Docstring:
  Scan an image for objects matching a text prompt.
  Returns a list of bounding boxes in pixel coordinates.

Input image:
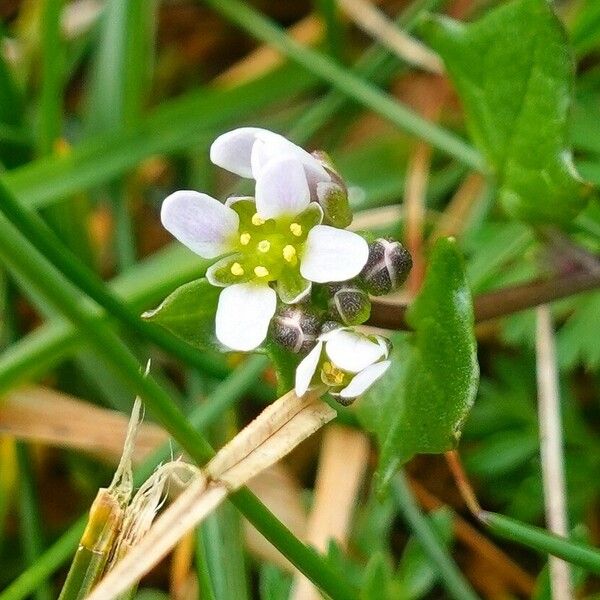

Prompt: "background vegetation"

[0,0,599,598]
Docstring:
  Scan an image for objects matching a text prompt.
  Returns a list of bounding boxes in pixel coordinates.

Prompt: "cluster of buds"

[160,128,412,403]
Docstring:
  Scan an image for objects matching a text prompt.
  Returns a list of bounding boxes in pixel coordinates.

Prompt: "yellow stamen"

[257,240,271,253]
[290,223,302,237]
[322,361,333,375]
[251,213,265,226]
[230,262,244,276]
[239,232,251,245]
[283,245,297,263]
[254,266,269,278]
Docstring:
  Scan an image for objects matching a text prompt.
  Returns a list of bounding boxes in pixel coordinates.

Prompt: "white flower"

[295,328,391,403]
[210,127,331,193]
[161,157,368,352]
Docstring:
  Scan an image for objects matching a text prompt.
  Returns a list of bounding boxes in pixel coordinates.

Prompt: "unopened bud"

[311,150,352,228]
[328,284,371,326]
[360,238,412,296]
[271,307,322,354]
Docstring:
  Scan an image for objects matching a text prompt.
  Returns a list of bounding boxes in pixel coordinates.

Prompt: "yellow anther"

[257,240,271,253]
[322,362,333,375]
[290,223,302,237]
[254,266,269,278]
[230,262,244,276]
[251,213,265,226]
[239,232,251,245]
[283,245,297,262]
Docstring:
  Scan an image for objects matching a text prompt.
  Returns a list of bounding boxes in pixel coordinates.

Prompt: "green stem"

[0,209,353,599]
[392,473,481,600]
[15,444,52,600]
[481,511,600,574]
[195,527,218,600]
[200,0,485,172]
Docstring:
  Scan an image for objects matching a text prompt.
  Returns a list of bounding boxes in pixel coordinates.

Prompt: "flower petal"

[161,190,238,259]
[215,283,276,351]
[250,129,330,186]
[295,341,323,397]
[255,156,311,219]
[324,329,386,373]
[339,360,391,400]
[210,128,264,178]
[277,268,311,304]
[300,226,369,283]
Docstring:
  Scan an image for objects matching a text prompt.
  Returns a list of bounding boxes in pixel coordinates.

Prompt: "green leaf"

[142,278,221,351]
[421,0,594,224]
[264,341,301,396]
[358,238,478,488]
[360,553,393,600]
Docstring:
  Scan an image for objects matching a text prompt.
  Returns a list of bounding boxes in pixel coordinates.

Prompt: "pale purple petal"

[215,283,276,351]
[295,341,323,397]
[255,156,311,219]
[339,361,391,400]
[324,329,387,373]
[161,190,238,259]
[300,226,369,283]
[210,128,264,178]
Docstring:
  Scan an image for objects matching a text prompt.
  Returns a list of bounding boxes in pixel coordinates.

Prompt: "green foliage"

[359,238,478,488]
[421,0,594,224]
[142,278,221,351]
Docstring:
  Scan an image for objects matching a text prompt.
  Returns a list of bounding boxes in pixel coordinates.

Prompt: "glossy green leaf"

[358,238,478,487]
[142,278,221,351]
[421,0,594,224]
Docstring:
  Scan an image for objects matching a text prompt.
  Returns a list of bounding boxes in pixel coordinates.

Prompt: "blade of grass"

[85,0,157,270]
[200,0,485,171]
[0,215,355,599]
[392,472,481,600]
[15,444,52,600]
[481,512,600,574]
[195,527,217,600]
[198,504,250,600]
[5,65,318,211]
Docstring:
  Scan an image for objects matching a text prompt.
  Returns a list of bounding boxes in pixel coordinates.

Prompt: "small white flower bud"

[360,238,412,296]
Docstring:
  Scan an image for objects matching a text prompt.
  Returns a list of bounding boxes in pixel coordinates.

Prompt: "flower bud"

[327,283,371,326]
[271,307,322,354]
[359,238,412,296]
[311,150,353,228]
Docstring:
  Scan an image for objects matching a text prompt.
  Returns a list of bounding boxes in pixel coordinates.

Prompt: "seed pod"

[360,238,412,296]
[271,306,322,354]
[328,283,371,326]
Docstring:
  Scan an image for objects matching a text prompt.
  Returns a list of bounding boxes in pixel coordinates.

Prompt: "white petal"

[300,226,369,283]
[295,341,323,397]
[325,329,386,373]
[215,283,276,351]
[161,191,238,259]
[210,128,264,178]
[255,157,311,219]
[250,130,330,186]
[339,361,391,400]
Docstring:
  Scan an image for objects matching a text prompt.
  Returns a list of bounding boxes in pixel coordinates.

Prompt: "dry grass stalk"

[214,15,323,88]
[86,390,335,600]
[430,173,485,242]
[291,426,370,600]
[535,305,573,600]
[337,0,444,73]
[0,386,167,464]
